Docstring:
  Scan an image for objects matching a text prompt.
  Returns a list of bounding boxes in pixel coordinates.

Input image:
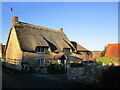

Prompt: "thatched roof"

[13,22,76,52]
[77,43,88,51]
[92,51,102,58]
[71,41,88,51]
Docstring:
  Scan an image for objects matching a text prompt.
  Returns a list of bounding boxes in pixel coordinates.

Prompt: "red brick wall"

[105,44,120,57]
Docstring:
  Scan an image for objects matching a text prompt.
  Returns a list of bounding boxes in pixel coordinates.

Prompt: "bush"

[47,63,65,74]
[101,66,120,88]
[69,63,83,67]
[100,46,107,57]
[69,61,100,67]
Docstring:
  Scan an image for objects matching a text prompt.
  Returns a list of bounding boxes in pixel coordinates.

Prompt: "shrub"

[47,63,65,74]
[100,46,107,57]
[69,63,83,67]
[101,66,120,88]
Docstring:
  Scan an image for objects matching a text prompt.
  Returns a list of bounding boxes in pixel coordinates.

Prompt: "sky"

[1,2,118,51]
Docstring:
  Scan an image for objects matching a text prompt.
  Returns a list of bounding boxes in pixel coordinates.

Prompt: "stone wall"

[22,52,52,64]
[39,66,48,74]
[67,61,110,84]
[3,62,22,70]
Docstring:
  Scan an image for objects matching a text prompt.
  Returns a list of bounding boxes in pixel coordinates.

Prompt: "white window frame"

[37,47,46,53]
[35,58,45,65]
[63,48,70,53]
[39,59,45,65]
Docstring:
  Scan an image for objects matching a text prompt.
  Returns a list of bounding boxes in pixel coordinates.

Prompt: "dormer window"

[63,48,70,53]
[35,46,48,53]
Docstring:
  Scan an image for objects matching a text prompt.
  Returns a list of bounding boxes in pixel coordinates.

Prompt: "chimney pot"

[59,28,63,32]
[12,16,19,23]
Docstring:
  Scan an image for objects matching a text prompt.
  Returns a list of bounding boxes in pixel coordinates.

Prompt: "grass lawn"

[96,57,119,64]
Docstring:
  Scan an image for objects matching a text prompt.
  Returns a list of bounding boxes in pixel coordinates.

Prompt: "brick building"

[105,44,120,57]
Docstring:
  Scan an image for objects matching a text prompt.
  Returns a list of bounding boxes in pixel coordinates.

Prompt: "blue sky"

[2,2,118,51]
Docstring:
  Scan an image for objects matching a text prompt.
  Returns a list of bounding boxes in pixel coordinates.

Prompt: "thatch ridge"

[19,22,61,32]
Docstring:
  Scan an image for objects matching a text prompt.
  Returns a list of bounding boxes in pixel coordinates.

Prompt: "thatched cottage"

[4,16,92,70]
[91,51,102,58]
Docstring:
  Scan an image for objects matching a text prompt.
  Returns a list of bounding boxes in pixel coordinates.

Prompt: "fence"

[0,58,21,65]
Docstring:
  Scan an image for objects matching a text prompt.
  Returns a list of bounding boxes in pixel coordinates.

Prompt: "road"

[2,66,79,89]
[2,63,120,89]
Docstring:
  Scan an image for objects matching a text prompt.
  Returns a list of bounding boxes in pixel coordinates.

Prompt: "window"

[43,37,57,52]
[34,58,46,66]
[63,48,70,53]
[63,39,75,52]
[38,59,45,65]
[35,46,47,53]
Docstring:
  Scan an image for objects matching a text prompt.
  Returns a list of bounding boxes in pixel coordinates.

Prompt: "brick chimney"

[59,28,63,32]
[12,16,19,23]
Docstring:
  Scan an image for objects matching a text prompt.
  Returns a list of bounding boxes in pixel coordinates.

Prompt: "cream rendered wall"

[6,28,22,65]
[22,51,52,65]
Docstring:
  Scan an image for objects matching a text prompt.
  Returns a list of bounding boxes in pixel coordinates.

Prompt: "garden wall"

[67,62,110,85]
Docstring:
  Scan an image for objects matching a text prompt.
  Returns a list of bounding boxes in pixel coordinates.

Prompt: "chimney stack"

[12,16,19,23]
[59,28,63,32]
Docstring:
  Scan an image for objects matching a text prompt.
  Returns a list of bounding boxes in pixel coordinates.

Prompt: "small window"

[43,37,57,52]
[35,46,47,53]
[63,39,75,52]
[38,59,45,65]
[63,48,70,53]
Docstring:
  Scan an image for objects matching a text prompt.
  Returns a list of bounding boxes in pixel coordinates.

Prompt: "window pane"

[38,47,40,52]
[40,47,44,52]
[41,59,44,64]
[63,48,70,52]
[35,47,47,53]
[66,49,70,52]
